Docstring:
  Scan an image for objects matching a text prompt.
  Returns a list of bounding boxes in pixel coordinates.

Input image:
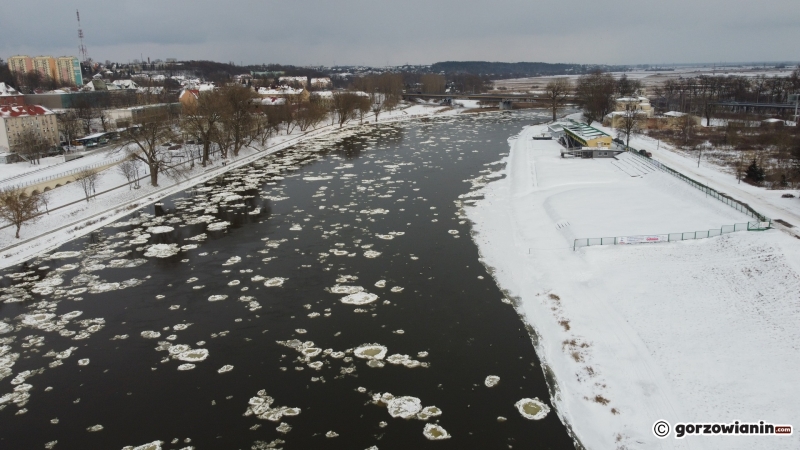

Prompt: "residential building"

[32,56,57,81]
[614,97,654,117]
[278,76,308,87]
[7,56,34,75]
[310,77,332,88]
[104,103,181,128]
[0,83,25,106]
[0,105,59,154]
[55,56,83,86]
[8,55,83,86]
[257,86,309,102]
[179,89,200,108]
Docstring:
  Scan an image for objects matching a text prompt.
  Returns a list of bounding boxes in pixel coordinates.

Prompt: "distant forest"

[430,61,628,79]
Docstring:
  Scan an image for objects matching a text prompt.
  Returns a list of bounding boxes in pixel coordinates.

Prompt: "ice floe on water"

[328,285,364,295]
[208,295,228,302]
[485,375,500,387]
[144,244,180,258]
[386,396,421,419]
[340,292,378,305]
[206,221,230,231]
[222,256,241,266]
[177,364,195,371]
[86,424,103,432]
[218,365,233,374]
[21,313,55,327]
[390,286,404,293]
[121,441,163,450]
[146,226,174,234]
[108,258,147,268]
[49,251,81,260]
[141,331,161,339]
[514,397,550,420]
[245,390,301,423]
[0,322,13,334]
[360,208,389,215]
[374,280,386,288]
[264,277,286,287]
[423,423,451,440]
[176,348,209,362]
[363,250,381,259]
[354,344,387,360]
[78,359,89,366]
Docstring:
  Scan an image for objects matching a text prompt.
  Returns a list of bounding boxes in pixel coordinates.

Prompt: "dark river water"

[0,111,577,450]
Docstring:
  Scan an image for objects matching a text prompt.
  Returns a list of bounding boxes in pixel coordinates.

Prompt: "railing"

[0,157,125,190]
[625,148,771,222]
[573,221,772,250]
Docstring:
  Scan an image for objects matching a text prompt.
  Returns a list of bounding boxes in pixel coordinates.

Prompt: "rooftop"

[0,83,20,97]
[0,105,54,118]
[561,120,610,140]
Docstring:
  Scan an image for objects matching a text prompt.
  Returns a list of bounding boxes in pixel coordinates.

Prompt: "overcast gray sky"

[2,0,798,67]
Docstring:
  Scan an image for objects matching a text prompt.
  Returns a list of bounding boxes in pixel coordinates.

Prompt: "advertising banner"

[618,234,668,245]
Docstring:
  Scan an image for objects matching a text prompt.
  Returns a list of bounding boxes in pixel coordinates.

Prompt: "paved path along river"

[0,111,577,449]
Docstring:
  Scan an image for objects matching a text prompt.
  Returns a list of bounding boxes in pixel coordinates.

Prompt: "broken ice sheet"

[340,292,378,305]
[514,397,550,420]
[423,423,451,440]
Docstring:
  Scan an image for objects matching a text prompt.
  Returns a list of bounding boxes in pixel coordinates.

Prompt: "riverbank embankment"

[468,123,800,449]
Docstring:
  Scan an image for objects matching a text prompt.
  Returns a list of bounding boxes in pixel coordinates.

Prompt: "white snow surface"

[468,123,800,449]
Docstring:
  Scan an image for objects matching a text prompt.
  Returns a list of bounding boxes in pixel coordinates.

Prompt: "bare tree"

[420,74,446,94]
[253,112,276,146]
[117,156,140,189]
[616,106,644,150]
[296,101,327,132]
[371,94,384,123]
[182,90,224,166]
[55,110,81,149]
[357,95,371,124]
[72,96,98,135]
[219,85,259,157]
[575,70,616,125]
[0,187,45,238]
[544,78,571,121]
[16,128,48,165]
[677,113,695,146]
[74,168,100,202]
[331,92,361,128]
[615,74,642,97]
[116,111,181,186]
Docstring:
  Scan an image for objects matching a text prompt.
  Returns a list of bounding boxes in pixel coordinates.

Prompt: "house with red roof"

[0,105,58,159]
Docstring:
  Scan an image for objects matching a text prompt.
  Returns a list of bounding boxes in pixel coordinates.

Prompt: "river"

[0,111,577,449]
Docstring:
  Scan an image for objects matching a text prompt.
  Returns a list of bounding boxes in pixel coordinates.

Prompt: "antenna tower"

[76,10,90,63]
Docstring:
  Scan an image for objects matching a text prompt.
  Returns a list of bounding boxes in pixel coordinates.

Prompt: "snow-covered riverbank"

[0,104,460,269]
[468,123,800,449]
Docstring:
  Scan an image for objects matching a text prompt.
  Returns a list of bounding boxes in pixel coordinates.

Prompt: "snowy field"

[590,122,800,231]
[468,123,800,449]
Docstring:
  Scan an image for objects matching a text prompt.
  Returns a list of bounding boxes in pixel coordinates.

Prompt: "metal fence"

[625,148,771,222]
[573,221,771,250]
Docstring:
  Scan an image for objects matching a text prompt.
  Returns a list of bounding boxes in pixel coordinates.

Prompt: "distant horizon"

[1,1,798,68]
[6,56,797,71]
